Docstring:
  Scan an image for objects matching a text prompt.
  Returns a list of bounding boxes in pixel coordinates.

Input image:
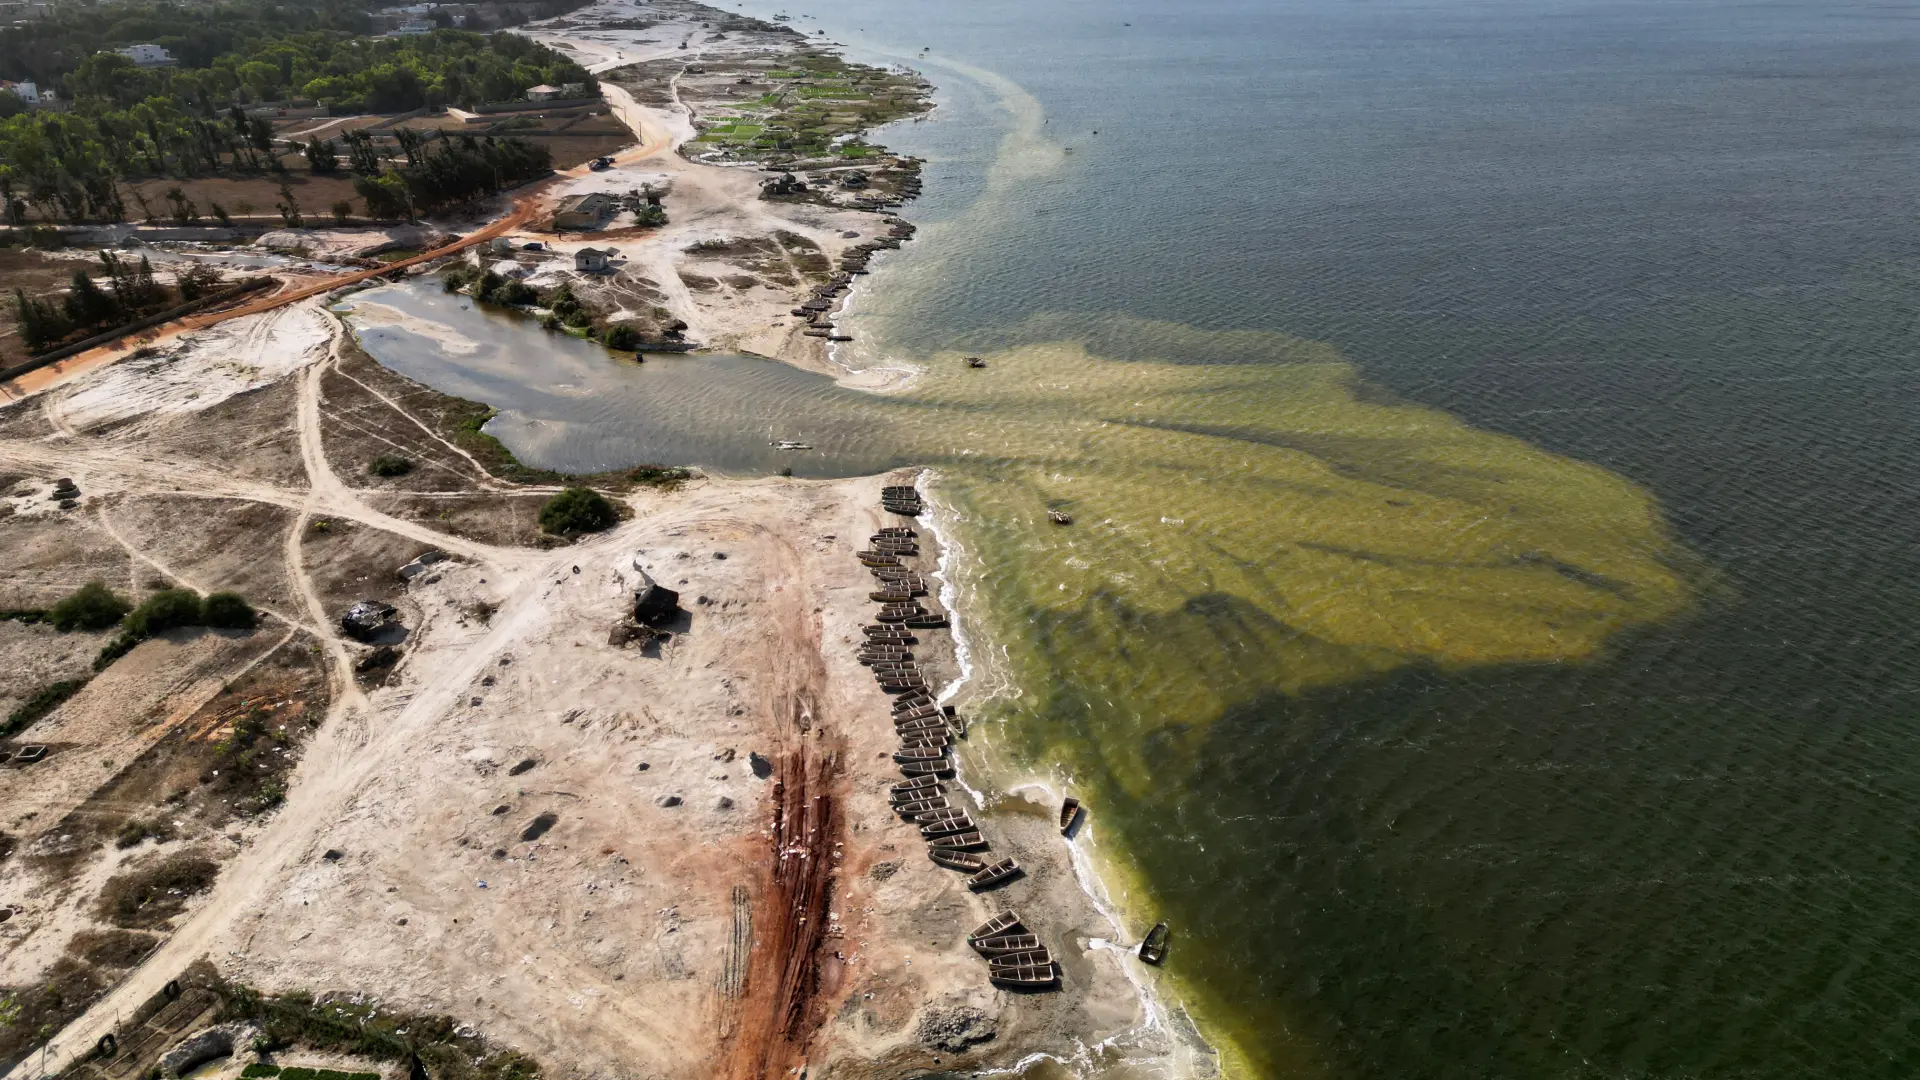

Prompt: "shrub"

[48,580,130,631]
[538,487,617,535]
[114,818,176,849]
[3,678,86,737]
[98,853,219,927]
[368,454,414,477]
[241,1064,282,1078]
[626,465,691,489]
[602,323,641,351]
[491,281,537,306]
[123,589,204,638]
[201,592,256,629]
[70,929,158,968]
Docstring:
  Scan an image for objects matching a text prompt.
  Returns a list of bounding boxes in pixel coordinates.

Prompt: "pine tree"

[63,269,115,329]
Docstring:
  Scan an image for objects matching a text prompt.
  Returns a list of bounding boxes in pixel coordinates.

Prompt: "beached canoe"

[988,964,1059,989]
[920,815,976,839]
[930,848,987,873]
[967,858,1023,891]
[970,932,1042,957]
[969,912,1024,942]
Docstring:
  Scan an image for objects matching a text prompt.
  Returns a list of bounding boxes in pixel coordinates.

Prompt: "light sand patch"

[55,305,330,433]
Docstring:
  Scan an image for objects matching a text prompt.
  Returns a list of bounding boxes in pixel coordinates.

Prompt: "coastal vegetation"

[0,0,584,225]
[538,486,616,535]
[612,49,930,166]
[12,251,224,353]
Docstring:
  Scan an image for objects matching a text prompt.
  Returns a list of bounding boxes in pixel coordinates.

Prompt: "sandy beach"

[0,2,1185,1078]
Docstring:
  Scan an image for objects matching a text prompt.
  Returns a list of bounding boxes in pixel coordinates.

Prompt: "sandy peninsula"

[0,2,1197,1080]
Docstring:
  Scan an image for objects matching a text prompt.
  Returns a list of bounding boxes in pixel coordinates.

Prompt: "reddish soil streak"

[724,687,844,1080]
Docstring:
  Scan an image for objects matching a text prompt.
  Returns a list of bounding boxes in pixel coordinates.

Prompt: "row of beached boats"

[967,912,1059,989]
[882,484,924,517]
[863,508,1050,988]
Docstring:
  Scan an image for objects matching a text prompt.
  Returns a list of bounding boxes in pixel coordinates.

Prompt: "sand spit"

[0,1,1183,1076]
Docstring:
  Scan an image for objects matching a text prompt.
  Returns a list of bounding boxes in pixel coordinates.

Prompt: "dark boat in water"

[1060,796,1081,834]
[967,858,1023,891]
[898,759,954,777]
[1138,922,1169,965]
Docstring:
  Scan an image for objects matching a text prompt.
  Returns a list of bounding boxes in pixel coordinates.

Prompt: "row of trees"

[56,29,593,114]
[352,133,550,219]
[13,250,222,352]
[0,0,594,89]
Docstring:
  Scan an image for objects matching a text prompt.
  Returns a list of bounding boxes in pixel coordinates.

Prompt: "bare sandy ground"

[0,2,1186,1076]
[0,298,1159,1080]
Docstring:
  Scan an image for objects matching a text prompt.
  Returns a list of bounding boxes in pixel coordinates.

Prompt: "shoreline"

[0,4,1201,1079]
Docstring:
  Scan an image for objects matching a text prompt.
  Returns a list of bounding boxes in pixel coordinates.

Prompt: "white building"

[115,43,176,67]
[525,84,563,102]
[0,79,39,104]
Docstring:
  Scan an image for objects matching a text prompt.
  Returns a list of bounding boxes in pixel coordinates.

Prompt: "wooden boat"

[899,734,951,750]
[989,964,1058,990]
[965,356,988,369]
[921,815,976,839]
[1060,797,1081,834]
[1138,922,1169,965]
[969,912,1025,943]
[988,949,1053,970]
[893,796,951,816]
[895,719,947,736]
[898,760,954,778]
[1049,510,1073,525]
[894,746,948,763]
[891,774,943,795]
[967,858,1023,891]
[892,702,936,719]
[893,696,935,714]
[932,829,987,850]
[930,848,987,873]
[970,932,1042,957]
[883,683,931,697]
[902,616,950,630]
[909,807,970,825]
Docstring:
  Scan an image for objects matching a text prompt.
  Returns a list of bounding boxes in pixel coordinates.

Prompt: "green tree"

[274,182,302,227]
[200,592,256,629]
[538,487,618,536]
[303,135,338,174]
[62,269,115,328]
[48,580,132,631]
[123,589,203,638]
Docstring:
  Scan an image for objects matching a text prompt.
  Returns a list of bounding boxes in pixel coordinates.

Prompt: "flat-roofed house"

[553,192,616,231]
